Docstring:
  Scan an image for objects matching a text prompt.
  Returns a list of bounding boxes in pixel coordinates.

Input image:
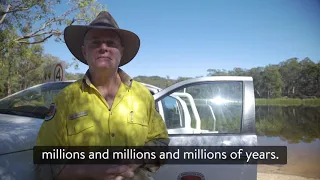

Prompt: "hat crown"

[89,11,119,29]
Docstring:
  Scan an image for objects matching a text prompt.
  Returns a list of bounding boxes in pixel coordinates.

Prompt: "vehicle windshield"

[0,82,73,119]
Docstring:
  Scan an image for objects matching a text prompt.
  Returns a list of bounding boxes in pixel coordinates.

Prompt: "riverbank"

[255,98,320,106]
[258,164,320,180]
[257,137,320,180]
[258,172,320,180]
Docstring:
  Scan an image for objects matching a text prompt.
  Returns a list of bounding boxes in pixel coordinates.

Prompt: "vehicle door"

[151,76,257,180]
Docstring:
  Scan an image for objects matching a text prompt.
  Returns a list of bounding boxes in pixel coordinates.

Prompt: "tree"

[296,58,320,97]
[205,58,319,98]
[176,77,192,83]
[0,0,107,98]
[65,72,85,80]
[207,69,229,76]
[0,0,107,44]
[279,58,300,97]
[249,67,264,98]
[134,76,175,89]
[0,28,69,98]
[261,65,283,98]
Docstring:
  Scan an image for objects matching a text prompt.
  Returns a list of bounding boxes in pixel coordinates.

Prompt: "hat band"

[83,22,117,39]
[90,22,116,28]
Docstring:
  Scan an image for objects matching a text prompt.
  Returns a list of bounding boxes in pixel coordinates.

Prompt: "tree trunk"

[5,54,13,96]
[292,86,295,95]
[6,78,11,96]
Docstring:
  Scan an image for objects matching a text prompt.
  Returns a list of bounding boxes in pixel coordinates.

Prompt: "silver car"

[0,76,257,180]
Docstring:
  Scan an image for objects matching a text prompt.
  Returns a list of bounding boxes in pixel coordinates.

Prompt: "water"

[256,106,320,179]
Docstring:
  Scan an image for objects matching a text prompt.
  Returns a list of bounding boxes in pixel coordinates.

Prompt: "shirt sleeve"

[35,90,69,180]
[143,94,170,172]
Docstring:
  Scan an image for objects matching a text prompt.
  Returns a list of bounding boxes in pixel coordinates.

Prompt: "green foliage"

[65,73,85,80]
[206,57,319,99]
[0,27,70,98]
[0,0,107,98]
[134,57,319,100]
[1,0,107,44]
[256,98,320,106]
[133,76,176,89]
[260,65,283,98]
[133,76,192,89]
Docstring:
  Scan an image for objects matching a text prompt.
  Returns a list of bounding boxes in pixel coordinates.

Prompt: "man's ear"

[120,45,124,56]
[81,45,86,57]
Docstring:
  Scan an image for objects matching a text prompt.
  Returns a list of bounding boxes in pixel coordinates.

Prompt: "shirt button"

[111,133,115,137]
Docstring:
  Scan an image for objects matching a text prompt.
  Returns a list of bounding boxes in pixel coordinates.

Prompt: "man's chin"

[94,64,117,71]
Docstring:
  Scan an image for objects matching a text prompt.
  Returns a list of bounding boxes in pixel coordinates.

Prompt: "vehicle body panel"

[0,114,42,179]
[0,114,42,155]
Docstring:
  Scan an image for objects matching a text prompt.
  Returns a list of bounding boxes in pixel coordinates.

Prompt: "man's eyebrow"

[89,36,100,40]
[88,36,117,40]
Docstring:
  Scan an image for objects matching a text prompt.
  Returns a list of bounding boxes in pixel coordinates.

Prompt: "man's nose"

[99,42,109,52]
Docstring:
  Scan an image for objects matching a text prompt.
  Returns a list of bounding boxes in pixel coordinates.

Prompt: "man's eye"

[89,40,117,47]
[92,40,101,45]
[106,40,115,46]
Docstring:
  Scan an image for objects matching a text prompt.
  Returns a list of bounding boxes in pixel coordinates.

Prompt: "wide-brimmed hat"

[64,11,140,67]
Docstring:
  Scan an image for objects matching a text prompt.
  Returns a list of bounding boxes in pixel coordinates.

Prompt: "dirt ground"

[257,138,320,180]
[258,164,320,180]
[258,172,320,180]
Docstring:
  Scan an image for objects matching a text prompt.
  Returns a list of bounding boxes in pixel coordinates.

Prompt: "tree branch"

[24,17,57,38]
[1,7,29,14]
[0,5,10,24]
[18,34,54,44]
[8,1,24,10]
[0,1,29,15]
[14,7,77,42]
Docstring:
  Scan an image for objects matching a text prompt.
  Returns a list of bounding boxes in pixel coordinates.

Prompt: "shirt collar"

[82,68,133,89]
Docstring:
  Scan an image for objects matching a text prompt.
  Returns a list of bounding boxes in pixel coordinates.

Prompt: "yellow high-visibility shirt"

[36,68,169,147]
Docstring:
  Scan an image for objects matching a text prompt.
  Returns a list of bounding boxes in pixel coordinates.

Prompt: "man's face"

[82,29,124,70]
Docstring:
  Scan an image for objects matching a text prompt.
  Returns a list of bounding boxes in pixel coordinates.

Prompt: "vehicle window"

[157,81,243,134]
[0,82,72,118]
[161,96,185,129]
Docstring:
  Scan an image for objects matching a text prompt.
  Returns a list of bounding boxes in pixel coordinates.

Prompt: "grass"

[255,98,320,106]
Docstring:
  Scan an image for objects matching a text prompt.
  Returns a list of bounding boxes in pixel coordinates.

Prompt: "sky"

[43,0,320,79]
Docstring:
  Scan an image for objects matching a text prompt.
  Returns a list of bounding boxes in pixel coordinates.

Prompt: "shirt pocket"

[126,110,149,146]
[66,111,94,136]
[127,110,148,127]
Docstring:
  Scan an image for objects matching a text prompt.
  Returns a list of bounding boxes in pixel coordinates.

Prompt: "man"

[35,11,169,180]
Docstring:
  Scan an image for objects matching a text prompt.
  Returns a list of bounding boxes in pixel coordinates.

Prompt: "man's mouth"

[97,56,112,60]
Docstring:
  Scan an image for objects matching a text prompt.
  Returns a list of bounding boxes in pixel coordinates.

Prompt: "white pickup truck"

[0,75,257,179]
[144,76,257,179]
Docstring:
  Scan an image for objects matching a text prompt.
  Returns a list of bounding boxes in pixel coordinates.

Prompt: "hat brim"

[64,25,140,67]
